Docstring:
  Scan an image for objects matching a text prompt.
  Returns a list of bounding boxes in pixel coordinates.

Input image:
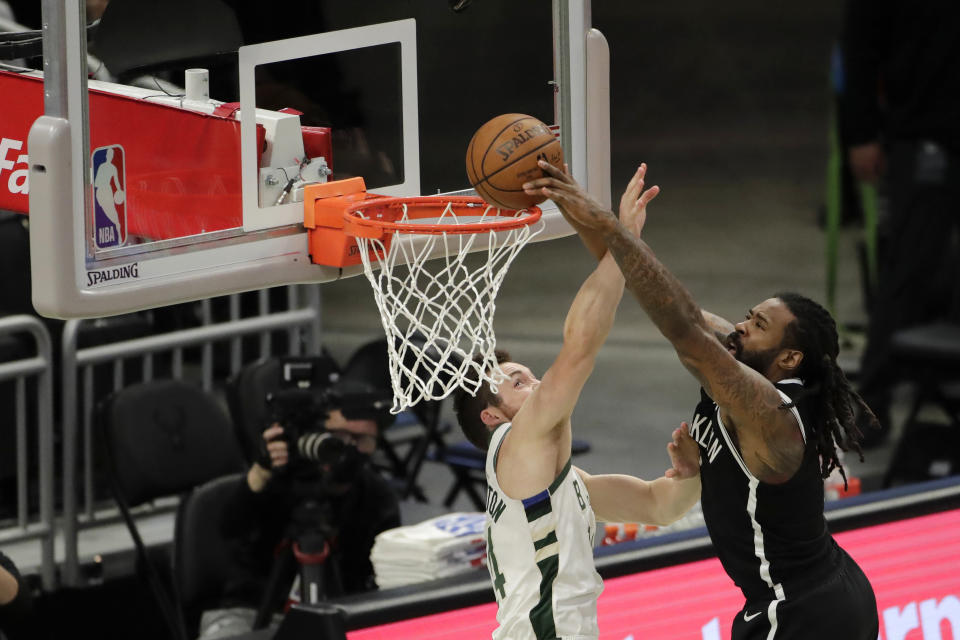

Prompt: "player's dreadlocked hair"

[452,349,512,450]
[774,292,880,487]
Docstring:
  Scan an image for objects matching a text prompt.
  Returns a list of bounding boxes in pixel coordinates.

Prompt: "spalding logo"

[495,124,551,162]
[86,263,140,287]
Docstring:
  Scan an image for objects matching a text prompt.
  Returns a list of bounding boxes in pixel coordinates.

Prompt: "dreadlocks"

[774,292,880,487]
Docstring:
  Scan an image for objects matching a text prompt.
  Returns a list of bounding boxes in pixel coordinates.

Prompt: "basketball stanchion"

[304,178,544,412]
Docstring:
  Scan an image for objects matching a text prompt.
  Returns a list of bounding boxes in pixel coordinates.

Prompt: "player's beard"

[727,332,780,375]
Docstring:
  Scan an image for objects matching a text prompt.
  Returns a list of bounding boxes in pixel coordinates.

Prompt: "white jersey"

[484,423,604,640]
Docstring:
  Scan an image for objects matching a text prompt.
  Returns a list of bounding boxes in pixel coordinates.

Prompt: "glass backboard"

[25,0,609,318]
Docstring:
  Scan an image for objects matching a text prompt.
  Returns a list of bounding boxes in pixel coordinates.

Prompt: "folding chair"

[342,336,451,501]
[883,322,960,487]
[99,379,246,640]
[174,472,249,638]
[225,357,282,464]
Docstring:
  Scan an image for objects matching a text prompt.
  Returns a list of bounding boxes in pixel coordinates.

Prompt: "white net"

[354,201,544,413]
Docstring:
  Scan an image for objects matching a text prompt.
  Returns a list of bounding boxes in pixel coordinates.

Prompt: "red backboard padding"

[0,71,330,241]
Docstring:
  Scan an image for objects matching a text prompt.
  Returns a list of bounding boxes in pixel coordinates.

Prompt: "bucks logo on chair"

[91,144,127,249]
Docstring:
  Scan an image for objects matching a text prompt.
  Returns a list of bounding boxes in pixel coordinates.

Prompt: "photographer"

[197,378,401,639]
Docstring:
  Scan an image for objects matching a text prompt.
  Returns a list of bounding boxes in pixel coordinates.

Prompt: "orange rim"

[342,195,542,237]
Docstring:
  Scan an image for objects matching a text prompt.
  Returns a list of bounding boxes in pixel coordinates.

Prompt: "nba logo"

[91,144,127,249]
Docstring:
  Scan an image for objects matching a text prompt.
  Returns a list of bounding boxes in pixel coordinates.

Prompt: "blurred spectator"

[840,0,960,445]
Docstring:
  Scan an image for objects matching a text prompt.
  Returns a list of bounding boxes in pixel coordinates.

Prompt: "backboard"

[24,0,610,318]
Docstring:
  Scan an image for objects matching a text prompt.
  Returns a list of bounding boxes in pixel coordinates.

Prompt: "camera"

[265,356,392,466]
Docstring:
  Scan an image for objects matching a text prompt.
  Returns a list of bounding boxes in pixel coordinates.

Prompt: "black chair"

[376,399,451,502]
[99,379,246,640]
[883,322,960,487]
[174,472,249,637]
[225,358,283,465]
[430,438,593,510]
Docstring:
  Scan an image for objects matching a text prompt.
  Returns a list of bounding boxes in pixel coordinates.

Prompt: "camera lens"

[297,432,345,464]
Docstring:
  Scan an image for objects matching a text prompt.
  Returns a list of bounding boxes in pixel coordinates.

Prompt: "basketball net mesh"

[354,202,544,413]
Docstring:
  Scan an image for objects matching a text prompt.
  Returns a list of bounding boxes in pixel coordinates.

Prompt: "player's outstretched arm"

[527,160,732,394]
[527,164,657,263]
[524,161,799,478]
[575,423,700,526]
[496,255,624,499]
[594,222,800,477]
[511,251,625,439]
[701,310,735,344]
[551,162,609,262]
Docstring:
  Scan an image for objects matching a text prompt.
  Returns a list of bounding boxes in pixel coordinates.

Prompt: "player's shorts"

[731,549,878,640]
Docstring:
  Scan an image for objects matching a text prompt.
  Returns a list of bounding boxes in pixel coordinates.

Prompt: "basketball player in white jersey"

[453,165,702,640]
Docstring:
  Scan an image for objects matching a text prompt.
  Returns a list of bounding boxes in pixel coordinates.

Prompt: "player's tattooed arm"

[522,162,801,479]
[598,207,801,479]
[701,310,735,345]
[523,162,657,262]
[601,226,709,346]
[527,160,728,383]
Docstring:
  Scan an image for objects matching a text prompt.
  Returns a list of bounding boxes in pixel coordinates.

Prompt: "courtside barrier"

[59,287,320,586]
[0,315,55,589]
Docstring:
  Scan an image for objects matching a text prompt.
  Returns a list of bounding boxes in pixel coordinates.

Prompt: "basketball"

[114,189,125,205]
[466,113,563,210]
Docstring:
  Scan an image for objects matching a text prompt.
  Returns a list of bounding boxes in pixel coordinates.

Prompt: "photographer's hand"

[247,423,289,493]
[264,423,289,468]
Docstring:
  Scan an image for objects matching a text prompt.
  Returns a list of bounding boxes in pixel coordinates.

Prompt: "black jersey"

[692,378,840,602]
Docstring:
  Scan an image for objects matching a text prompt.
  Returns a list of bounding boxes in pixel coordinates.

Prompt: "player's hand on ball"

[618,163,659,237]
[665,422,700,480]
[522,161,614,230]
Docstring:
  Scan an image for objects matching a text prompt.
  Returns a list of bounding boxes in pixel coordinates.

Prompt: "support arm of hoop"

[303,177,386,267]
[303,176,368,230]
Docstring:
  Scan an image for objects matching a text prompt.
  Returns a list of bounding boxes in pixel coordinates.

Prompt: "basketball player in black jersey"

[523,162,880,640]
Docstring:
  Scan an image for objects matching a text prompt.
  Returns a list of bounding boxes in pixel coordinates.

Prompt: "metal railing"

[0,316,56,590]
[59,286,321,586]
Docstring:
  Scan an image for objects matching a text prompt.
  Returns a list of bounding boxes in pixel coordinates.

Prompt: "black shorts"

[731,551,878,640]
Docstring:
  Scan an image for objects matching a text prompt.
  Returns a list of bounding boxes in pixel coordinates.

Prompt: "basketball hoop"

[304,179,544,412]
